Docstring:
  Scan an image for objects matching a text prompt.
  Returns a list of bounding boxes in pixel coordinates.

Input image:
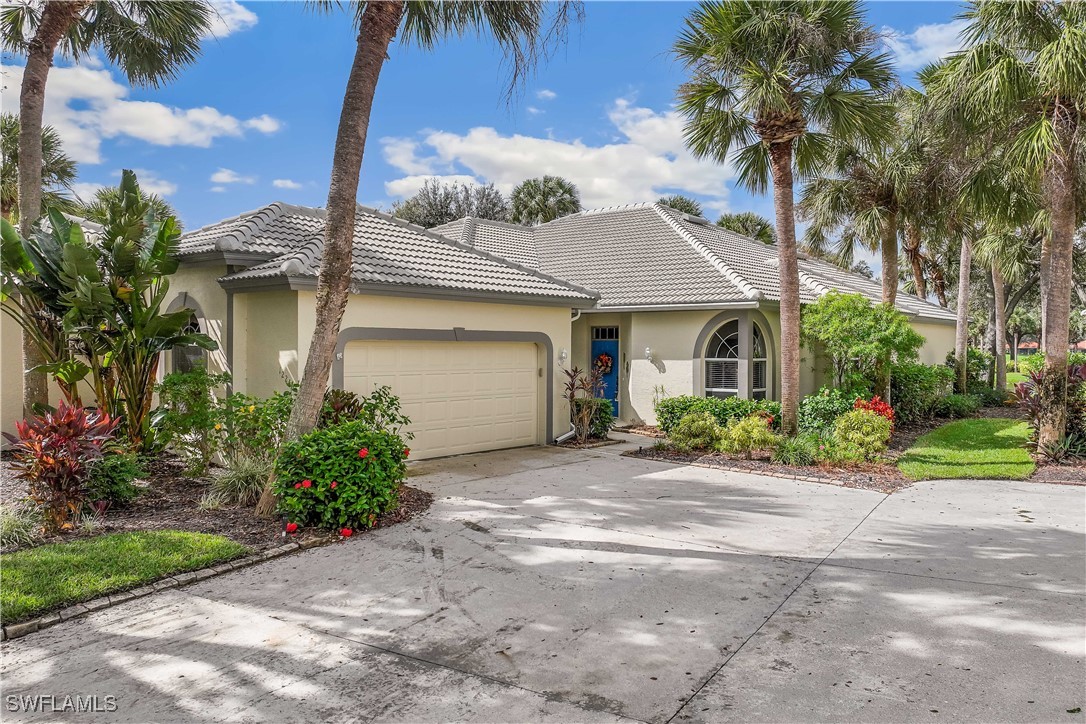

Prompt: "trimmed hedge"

[655,395,780,434]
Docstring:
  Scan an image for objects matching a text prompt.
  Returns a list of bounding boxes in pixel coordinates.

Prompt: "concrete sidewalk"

[2,445,1083,723]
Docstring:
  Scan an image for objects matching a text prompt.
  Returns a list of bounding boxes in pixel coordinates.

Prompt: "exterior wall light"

[645,346,654,361]
[558,348,568,364]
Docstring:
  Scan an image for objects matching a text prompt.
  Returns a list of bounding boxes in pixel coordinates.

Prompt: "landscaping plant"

[890,362,954,425]
[798,387,859,432]
[718,415,779,460]
[935,393,983,419]
[854,396,895,428]
[832,409,892,462]
[274,420,408,531]
[563,366,606,443]
[157,365,231,475]
[1015,364,1086,459]
[669,411,724,452]
[655,395,781,435]
[85,453,144,508]
[0,504,43,549]
[772,434,819,466]
[320,388,363,427]
[209,455,272,506]
[2,403,119,533]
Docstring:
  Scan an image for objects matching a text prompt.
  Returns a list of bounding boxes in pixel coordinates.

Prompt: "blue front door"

[591,328,620,417]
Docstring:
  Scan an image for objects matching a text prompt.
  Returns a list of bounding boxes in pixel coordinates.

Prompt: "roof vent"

[681,213,710,225]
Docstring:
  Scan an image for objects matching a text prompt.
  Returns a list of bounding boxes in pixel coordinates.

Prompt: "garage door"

[342,340,540,459]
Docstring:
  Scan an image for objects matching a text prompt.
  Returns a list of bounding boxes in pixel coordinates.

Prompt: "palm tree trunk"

[880,211,898,306]
[904,223,926,299]
[992,264,1006,395]
[932,263,948,308]
[954,235,971,393]
[17,0,87,416]
[768,141,800,436]
[255,0,404,517]
[1037,148,1076,449]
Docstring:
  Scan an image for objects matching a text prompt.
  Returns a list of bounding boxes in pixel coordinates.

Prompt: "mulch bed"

[1,453,433,554]
[615,424,667,439]
[556,437,623,449]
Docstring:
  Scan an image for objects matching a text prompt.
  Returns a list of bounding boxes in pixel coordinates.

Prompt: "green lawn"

[898,418,1035,481]
[1,531,248,623]
[1007,371,1028,389]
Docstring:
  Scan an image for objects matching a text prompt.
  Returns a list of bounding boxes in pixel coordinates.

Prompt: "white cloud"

[210,186,227,193]
[526,106,544,116]
[385,174,480,200]
[71,181,104,202]
[211,168,256,184]
[272,178,302,190]
[884,19,969,71]
[536,89,557,101]
[3,64,281,164]
[204,1,259,39]
[125,169,178,196]
[382,98,735,213]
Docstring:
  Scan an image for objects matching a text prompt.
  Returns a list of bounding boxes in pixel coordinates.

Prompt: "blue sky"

[3,1,967,232]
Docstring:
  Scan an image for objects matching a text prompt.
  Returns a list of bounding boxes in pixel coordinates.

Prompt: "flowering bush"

[2,403,119,532]
[274,420,407,531]
[832,409,892,461]
[854,396,894,427]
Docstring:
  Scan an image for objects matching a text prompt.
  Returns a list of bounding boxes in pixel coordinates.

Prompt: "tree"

[510,175,581,224]
[260,1,581,516]
[716,211,775,244]
[674,0,896,434]
[74,184,180,230]
[657,194,703,216]
[926,0,1086,448]
[2,0,213,414]
[1,112,76,220]
[390,178,509,228]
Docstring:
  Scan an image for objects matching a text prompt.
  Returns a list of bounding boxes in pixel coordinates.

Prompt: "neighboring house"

[433,202,957,426]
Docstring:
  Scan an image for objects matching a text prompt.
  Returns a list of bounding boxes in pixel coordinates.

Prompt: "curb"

[1,535,335,643]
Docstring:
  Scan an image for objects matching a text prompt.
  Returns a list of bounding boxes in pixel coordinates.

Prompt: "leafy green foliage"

[832,409,892,461]
[274,421,407,531]
[563,366,605,443]
[890,362,955,425]
[1019,352,1086,376]
[0,504,42,549]
[219,384,298,464]
[945,347,994,390]
[935,393,982,419]
[2,403,119,533]
[85,453,144,506]
[716,212,775,244]
[571,397,614,441]
[390,178,510,227]
[802,292,924,389]
[209,456,272,507]
[657,195,703,217]
[718,415,779,460]
[510,175,581,224]
[898,418,1035,481]
[772,433,820,466]
[655,395,781,434]
[1,112,77,219]
[669,412,724,452]
[156,365,231,475]
[798,387,857,432]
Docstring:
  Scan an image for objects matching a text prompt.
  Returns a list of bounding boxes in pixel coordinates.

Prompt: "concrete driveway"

[3,442,1084,723]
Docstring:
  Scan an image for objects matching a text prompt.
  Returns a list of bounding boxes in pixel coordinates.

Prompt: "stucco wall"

[162,264,230,377]
[913,320,957,366]
[2,311,23,439]
[297,291,575,444]
[232,290,299,397]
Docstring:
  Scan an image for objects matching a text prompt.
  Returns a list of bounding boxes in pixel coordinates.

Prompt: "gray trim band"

[331,327,555,444]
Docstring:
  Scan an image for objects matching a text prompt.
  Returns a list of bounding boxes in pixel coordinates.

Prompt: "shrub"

[348,385,413,437]
[935,393,982,419]
[1019,351,1086,376]
[1015,364,1086,450]
[571,397,615,440]
[85,453,144,506]
[563,366,605,443]
[772,434,819,466]
[0,504,42,548]
[832,409,892,461]
[2,403,119,533]
[945,347,994,390]
[274,420,407,531]
[718,415,779,460]
[891,362,954,425]
[656,395,781,434]
[219,384,297,464]
[854,396,894,427]
[320,388,363,427]
[669,412,724,452]
[798,387,856,432]
[157,366,231,475]
[210,455,272,506]
[969,383,1010,407]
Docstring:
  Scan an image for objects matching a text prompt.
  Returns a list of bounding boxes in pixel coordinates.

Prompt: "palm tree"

[257,1,582,516]
[657,194,703,217]
[1,112,76,221]
[716,211,776,244]
[673,0,896,434]
[2,0,212,413]
[74,184,181,229]
[926,0,1086,448]
[511,175,581,224]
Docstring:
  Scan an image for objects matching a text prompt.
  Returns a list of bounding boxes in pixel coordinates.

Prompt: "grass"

[898,418,1035,481]
[0,530,248,623]
[1007,371,1028,389]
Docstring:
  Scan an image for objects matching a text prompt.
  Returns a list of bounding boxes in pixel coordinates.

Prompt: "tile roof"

[436,203,957,322]
[187,204,596,304]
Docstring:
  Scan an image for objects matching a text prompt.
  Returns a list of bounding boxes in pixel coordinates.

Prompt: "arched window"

[752,323,768,400]
[705,320,739,398]
[173,313,207,374]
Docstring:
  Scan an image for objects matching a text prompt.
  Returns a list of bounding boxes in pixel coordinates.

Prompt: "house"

[1,200,957,457]
[432,202,957,426]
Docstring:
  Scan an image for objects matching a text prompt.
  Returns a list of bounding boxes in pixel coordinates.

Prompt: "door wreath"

[593,352,614,375]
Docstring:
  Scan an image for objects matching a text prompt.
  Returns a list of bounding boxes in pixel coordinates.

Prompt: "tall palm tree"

[510,175,581,224]
[673,0,896,434]
[657,194,703,217]
[926,0,1086,448]
[2,0,212,413]
[716,211,775,244]
[1,112,76,220]
[74,184,180,229]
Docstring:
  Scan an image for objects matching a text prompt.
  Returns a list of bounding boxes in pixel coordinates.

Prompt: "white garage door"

[342,340,540,459]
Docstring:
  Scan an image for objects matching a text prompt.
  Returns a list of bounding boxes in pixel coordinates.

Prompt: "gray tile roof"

[200,205,596,304]
[436,203,957,322]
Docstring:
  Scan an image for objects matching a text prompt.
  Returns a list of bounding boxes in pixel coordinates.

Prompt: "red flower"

[358,448,369,459]
[285,522,298,534]
[340,528,353,537]
[302,479,312,488]
[404,448,410,458]
[330,481,337,489]
[294,483,302,489]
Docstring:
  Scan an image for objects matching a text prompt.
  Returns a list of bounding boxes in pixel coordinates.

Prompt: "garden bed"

[556,437,623,449]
